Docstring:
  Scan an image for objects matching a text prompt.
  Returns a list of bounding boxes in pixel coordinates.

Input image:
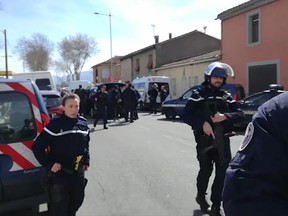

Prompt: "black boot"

[209,206,223,216]
[195,194,211,213]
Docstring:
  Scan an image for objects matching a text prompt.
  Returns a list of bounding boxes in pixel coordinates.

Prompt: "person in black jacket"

[160,85,168,103]
[183,62,245,216]
[132,85,140,120]
[32,93,90,216]
[108,85,122,121]
[122,83,138,123]
[74,85,87,117]
[148,83,159,114]
[93,85,109,130]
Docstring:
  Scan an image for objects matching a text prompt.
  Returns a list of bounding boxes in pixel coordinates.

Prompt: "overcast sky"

[0,0,248,74]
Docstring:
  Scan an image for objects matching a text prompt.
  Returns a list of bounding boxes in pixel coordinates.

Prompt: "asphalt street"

[77,112,245,216]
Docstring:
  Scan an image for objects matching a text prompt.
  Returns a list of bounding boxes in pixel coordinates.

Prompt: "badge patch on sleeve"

[239,122,254,151]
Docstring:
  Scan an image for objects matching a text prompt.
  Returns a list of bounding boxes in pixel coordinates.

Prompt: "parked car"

[88,82,126,119]
[0,80,50,214]
[41,90,64,118]
[235,84,285,128]
[161,83,245,119]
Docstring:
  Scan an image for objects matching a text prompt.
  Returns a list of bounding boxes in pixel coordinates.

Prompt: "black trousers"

[150,99,157,113]
[93,106,107,127]
[48,172,86,216]
[195,133,231,207]
[124,104,134,122]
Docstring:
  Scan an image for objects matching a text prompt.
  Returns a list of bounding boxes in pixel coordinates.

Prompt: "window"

[147,54,153,69]
[135,59,140,72]
[247,11,260,45]
[182,89,193,100]
[0,92,36,144]
[248,63,277,94]
[36,78,52,90]
[134,83,145,92]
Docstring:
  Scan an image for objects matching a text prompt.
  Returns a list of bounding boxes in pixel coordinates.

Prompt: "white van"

[68,80,93,92]
[132,76,172,110]
[12,71,56,91]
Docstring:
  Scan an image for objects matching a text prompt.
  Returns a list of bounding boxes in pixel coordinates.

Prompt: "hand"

[211,112,227,123]
[203,121,215,139]
[51,163,62,173]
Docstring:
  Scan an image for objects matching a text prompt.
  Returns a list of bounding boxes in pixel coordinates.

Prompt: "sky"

[0,0,249,74]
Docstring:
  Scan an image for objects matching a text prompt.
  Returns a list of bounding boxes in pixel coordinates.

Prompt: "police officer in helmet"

[183,62,244,216]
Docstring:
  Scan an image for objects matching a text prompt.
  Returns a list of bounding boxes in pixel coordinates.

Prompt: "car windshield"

[42,95,62,108]
[0,92,36,144]
[243,92,282,106]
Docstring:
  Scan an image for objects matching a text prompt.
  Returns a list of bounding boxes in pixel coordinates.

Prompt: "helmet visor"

[205,62,234,77]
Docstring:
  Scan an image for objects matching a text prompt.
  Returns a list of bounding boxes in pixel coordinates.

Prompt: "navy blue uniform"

[223,92,288,216]
[32,114,90,216]
[122,86,138,122]
[93,90,109,128]
[148,88,158,113]
[183,85,244,209]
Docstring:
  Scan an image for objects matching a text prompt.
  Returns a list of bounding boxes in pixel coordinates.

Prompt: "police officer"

[160,85,168,103]
[74,85,87,117]
[183,62,244,216]
[223,91,288,216]
[148,83,159,114]
[32,93,90,216]
[122,83,138,123]
[93,85,109,130]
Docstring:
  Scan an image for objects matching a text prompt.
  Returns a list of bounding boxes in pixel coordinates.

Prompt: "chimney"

[154,35,159,44]
[169,33,172,39]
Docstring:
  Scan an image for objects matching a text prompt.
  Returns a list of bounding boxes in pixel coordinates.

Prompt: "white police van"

[132,76,172,110]
[12,71,56,91]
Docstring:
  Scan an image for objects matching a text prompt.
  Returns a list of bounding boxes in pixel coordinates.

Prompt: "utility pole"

[3,29,8,79]
[151,24,155,37]
[94,12,113,78]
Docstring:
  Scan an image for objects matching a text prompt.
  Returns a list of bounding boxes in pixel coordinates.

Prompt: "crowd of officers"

[71,82,168,130]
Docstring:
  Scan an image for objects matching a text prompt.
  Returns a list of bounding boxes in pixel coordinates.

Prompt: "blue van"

[161,83,245,119]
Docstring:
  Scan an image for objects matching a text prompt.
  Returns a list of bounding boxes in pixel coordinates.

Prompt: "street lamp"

[94,12,113,79]
[1,29,8,78]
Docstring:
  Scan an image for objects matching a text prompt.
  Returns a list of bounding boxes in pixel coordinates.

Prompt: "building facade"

[218,0,288,95]
[91,56,122,83]
[120,30,221,96]
[155,51,221,98]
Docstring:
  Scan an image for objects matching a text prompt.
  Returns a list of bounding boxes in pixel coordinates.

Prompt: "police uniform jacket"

[148,88,158,100]
[183,85,244,132]
[32,114,90,172]
[95,91,108,108]
[122,87,137,107]
[223,92,288,216]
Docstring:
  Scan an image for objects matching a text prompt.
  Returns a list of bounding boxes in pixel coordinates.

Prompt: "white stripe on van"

[9,143,41,167]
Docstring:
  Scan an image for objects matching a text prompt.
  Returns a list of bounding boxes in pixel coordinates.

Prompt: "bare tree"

[15,33,54,71]
[57,33,98,80]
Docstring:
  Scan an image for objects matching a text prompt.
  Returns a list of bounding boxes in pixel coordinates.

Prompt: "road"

[76,112,245,216]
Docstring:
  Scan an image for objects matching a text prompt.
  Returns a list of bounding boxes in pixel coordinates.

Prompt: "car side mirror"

[238,100,244,104]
